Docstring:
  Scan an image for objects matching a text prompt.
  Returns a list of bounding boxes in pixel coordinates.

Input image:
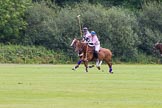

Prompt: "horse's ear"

[156,41,160,44]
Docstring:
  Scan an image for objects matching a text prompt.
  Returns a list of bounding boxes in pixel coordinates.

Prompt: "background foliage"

[0,44,70,64]
[0,0,162,63]
[0,0,31,44]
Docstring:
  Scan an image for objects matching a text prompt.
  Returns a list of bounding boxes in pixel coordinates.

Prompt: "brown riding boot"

[94,51,98,58]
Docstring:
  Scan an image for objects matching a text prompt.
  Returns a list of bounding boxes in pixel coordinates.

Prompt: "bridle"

[71,39,93,54]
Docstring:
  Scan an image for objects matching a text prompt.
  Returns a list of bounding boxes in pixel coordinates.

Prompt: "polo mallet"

[77,15,82,37]
[77,15,88,61]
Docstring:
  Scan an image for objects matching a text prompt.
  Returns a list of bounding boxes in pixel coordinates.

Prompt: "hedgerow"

[0,44,72,64]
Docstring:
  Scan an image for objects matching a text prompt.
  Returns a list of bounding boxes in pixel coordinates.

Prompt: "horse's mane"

[75,38,82,41]
[155,43,162,47]
[75,38,87,45]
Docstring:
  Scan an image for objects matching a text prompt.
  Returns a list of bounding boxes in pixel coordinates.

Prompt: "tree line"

[0,0,162,63]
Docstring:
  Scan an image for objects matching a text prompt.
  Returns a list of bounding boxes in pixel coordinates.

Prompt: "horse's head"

[70,38,84,53]
[153,41,160,51]
[153,41,162,56]
[70,38,77,47]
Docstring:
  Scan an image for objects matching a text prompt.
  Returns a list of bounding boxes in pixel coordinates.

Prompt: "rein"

[78,42,94,52]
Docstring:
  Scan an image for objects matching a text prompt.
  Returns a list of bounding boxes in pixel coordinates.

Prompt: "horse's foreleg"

[72,59,82,70]
[83,61,88,72]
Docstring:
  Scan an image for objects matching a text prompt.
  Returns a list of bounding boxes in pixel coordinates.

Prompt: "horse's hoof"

[88,65,94,68]
[72,68,76,71]
[109,72,113,74]
[96,66,101,70]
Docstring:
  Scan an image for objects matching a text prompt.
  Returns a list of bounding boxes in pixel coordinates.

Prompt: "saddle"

[88,43,95,47]
[87,43,100,59]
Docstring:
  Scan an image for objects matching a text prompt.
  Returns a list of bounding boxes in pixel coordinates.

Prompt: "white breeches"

[95,44,100,52]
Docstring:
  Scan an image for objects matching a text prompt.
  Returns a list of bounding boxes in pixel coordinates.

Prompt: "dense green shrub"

[0,0,32,44]
[24,2,82,62]
[137,2,162,55]
[24,2,141,62]
[69,4,140,61]
[0,44,72,64]
[1,1,162,63]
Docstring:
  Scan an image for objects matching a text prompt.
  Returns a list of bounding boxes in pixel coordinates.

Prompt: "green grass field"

[0,64,162,108]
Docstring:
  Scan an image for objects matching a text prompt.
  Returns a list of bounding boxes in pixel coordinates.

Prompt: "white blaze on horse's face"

[70,38,76,47]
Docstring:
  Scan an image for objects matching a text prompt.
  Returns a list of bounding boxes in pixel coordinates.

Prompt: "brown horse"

[153,41,162,56]
[70,38,113,73]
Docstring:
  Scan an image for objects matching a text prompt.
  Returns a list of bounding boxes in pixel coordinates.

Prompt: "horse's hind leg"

[96,60,102,70]
[106,60,113,73]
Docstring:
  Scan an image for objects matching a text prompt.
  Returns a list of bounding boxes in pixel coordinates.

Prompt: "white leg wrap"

[96,59,99,67]
[99,61,102,66]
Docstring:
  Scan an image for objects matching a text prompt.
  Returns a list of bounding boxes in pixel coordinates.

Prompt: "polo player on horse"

[87,31,100,61]
[72,29,101,70]
[72,27,93,70]
[71,38,113,73]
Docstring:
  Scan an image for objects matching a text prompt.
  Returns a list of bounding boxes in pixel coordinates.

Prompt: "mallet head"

[77,15,80,18]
